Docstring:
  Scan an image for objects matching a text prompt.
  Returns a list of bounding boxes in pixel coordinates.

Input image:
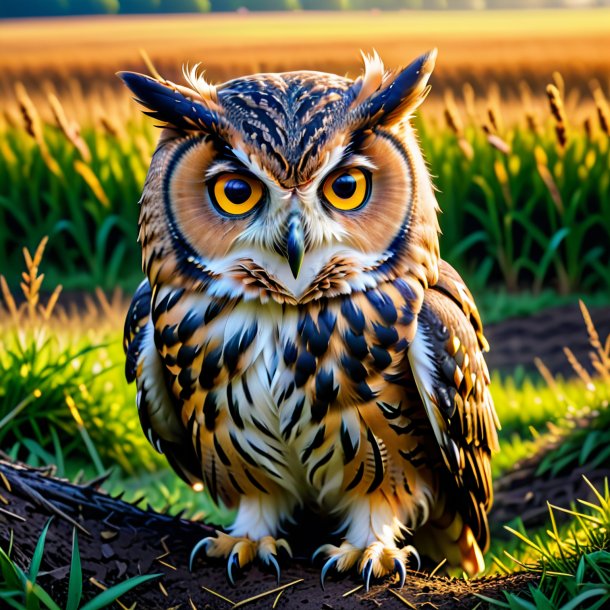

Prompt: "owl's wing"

[123,280,203,486]
[408,260,500,543]
[124,279,152,383]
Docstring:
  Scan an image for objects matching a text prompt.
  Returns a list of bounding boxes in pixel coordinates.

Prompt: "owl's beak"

[285,211,305,279]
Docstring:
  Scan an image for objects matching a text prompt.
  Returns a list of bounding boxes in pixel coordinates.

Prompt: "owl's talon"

[320,555,339,591]
[315,540,419,590]
[192,531,289,585]
[266,553,281,585]
[394,558,406,589]
[311,544,329,564]
[227,552,241,585]
[275,538,293,559]
[405,544,421,571]
[189,536,211,572]
[361,558,374,591]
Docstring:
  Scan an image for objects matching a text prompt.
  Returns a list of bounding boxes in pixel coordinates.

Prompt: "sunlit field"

[1,9,610,96]
[1,8,610,609]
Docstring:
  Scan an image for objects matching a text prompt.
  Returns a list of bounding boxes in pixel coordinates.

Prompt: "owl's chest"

[155,292,330,432]
[152,281,426,498]
[154,284,415,404]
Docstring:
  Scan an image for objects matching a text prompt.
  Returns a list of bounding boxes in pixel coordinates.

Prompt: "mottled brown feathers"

[121,51,499,585]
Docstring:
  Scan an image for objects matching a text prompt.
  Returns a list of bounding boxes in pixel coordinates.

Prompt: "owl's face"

[121,51,440,304]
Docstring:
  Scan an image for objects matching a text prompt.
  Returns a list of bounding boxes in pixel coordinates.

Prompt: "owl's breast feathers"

[124,259,498,552]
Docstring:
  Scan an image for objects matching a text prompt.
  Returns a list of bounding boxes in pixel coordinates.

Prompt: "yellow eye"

[211,173,264,216]
[322,168,370,211]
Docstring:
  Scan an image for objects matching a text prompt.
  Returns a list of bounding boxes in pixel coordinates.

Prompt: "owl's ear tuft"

[117,71,219,132]
[352,49,437,126]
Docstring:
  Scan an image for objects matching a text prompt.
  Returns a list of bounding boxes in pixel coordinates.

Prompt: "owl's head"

[120,50,440,304]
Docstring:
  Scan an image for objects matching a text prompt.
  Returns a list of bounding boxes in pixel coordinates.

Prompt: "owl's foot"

[314,541,420,591]
[190,531,292,585]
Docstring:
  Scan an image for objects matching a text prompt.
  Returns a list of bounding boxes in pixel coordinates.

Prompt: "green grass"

[1,76,609,309]
[0,521,161,610]
[490,374,610,478]
[483,478,610,609]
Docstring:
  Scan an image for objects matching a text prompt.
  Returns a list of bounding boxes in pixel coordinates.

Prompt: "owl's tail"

[413,506,486,576]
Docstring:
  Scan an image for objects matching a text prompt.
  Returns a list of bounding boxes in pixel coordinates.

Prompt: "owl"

[120,49,499,589]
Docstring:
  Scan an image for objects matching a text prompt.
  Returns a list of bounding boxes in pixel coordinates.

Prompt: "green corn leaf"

[473,593,511,608]
[27,581,62,610]
[0,546,24,591]
[0,595,29,610]
[575,555,586,585]
[446,230,489,260]
[587,597,610,610]
[560,588,610,610]
[528,586,553,609]
[506,591,538,610]
[590,445,610,469]
[580,431,602,465]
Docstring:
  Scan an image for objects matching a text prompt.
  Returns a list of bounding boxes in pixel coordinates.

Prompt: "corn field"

[0,72,609,298]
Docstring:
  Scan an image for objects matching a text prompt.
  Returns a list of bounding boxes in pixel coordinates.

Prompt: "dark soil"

[484,303,610,378]
[0,460,537,610]
[492,462,610,534]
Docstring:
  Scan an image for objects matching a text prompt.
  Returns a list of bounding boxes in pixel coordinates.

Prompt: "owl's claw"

[314,540,417,590]
[227,551,242,585]
[190,531,291,585]
[265,553,281,585]
[313,542,360,589]
[319,555,339,591]
[394,558,406,589]
[189,537,210,572]
[406,544,421,571]
[361,558,374,591]
[358,542,417,591]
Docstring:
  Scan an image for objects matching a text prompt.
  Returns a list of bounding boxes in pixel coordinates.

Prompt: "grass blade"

[65,529,82,610]
[28,519,52,583]
[80,573,161,610]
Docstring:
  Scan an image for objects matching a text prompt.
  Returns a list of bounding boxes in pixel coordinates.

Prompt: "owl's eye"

[322,168,371,211]
[210,173,264,216]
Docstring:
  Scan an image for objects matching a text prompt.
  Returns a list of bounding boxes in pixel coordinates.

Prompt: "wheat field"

[1,9,609,97]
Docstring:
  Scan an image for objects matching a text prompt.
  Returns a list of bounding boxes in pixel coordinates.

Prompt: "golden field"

[1,9,609,98]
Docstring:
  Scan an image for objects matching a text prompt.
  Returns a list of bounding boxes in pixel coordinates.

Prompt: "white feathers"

[341,411,361,458]
[182,62,219,108]
[407,325,449,453]
[351,49,386,109]
[409,325,463,473]
[205,244,381,301]
[230,495,295,539]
